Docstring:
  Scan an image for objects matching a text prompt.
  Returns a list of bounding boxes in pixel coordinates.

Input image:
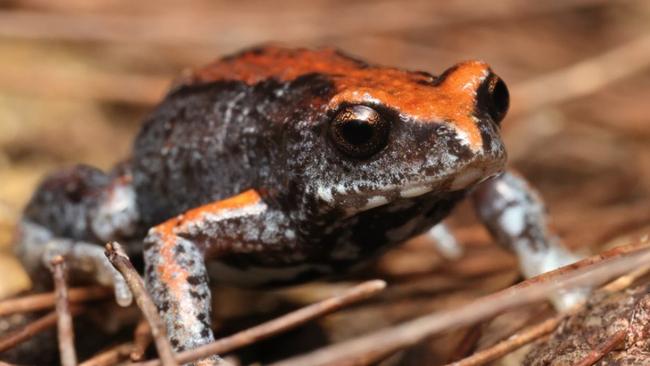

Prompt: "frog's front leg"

[16,165,138,305]
[472,171,585,308]
[144,189,292,363]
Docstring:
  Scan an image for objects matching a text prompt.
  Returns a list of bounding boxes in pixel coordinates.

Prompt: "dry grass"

[0,0,649,365]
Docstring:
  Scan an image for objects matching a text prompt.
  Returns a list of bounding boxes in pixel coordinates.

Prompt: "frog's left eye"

[329,105,390,159]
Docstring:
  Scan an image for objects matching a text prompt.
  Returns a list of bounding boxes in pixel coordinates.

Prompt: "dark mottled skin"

[23,165,110,242]
[15,46,580,364]
[132,73,481,276]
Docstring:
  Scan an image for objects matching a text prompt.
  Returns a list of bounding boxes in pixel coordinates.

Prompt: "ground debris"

[524,283,650,365]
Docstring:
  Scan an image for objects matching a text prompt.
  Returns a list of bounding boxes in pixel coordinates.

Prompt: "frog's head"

[278,48,509,215]
[183,46,509,215]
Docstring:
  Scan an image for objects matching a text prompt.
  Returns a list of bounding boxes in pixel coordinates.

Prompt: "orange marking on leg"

[181,189,262,225]
[151,190,262,295]
[157,236,189,296]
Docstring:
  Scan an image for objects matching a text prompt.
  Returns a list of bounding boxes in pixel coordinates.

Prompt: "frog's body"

[131,48,504,285]
[16,46,579,362]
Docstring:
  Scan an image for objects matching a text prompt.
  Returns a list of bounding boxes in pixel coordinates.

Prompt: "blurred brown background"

[0,0,649,364]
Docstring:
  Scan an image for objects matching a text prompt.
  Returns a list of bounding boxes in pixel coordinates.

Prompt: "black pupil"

[340,120,374,146]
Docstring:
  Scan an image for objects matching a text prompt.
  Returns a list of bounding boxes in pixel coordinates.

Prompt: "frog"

[15,46,581,363]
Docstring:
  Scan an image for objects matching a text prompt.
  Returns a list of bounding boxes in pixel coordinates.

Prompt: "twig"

[445,246,649,366]
[135,279,386,366]
[268,241,650,366]
[50,256,78,366]
[0,286,112,317]
[0,307,84,352]
[131,320,153,361]
[574,329,627,366]
[0,311,57,352]
[447,323,484,362]
[445,316,561,366]
[79,343,134,366]
[104,242,177,366]
[601,265,650,293]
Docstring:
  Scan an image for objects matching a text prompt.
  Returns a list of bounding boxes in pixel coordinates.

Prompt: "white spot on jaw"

[400,185,431,198]
[317,186,334,203]
[450,167,483,190]
[363,196,389,210]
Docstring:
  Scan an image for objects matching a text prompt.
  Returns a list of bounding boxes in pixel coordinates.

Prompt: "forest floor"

[1,1,649,365]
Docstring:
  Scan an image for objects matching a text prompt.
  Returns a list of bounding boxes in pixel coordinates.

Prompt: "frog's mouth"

[335,164,498,217]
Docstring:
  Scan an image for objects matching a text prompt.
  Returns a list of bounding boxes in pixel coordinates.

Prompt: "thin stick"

[50,256,78,366]
[574,329,627,366]
[446,247,649,366]
[445,316,561,366]
[0,307,84,352]
[0,286,112,317]
[601,265,650,293]
[135,279,386,366]
[104,242,177,366]
[79,343,134,366]
[131,320,153,361]
[269,241,650,366]
[0,310,57,352]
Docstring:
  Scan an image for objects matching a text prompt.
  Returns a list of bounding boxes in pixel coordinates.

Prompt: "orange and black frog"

[15,46,581,363]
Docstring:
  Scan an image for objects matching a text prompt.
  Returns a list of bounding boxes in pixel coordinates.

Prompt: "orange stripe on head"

[328,61,490,151]
[179,46,364,86]
[183,46,491,151]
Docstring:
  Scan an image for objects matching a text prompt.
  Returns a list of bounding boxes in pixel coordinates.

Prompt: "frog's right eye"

[329,105,390,159]
[482,74,509,125]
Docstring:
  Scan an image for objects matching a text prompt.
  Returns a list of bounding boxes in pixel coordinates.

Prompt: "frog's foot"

[426,223,463,260]
[16,220,133,306]
[472,171,588,310]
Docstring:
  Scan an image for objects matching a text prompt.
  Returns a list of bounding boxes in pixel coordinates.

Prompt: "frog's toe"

[38,238,134,307]
[96,257,133,307]
[79,244,133,307]
[427,223,463,260]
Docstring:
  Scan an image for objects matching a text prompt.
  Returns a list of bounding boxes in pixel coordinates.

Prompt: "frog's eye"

[329,105,390,159]
[483,75,509,124]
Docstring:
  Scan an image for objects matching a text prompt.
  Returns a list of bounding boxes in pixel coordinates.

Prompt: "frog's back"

[131,46,348,227]
[132,80,264,227]
[131,45,473,227]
